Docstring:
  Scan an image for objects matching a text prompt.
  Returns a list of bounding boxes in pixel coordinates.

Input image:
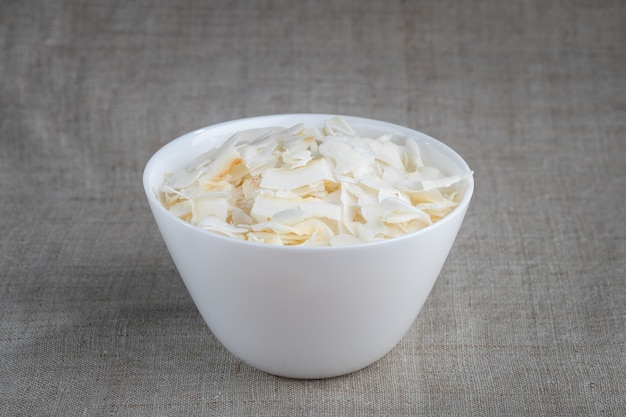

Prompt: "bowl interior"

[143,113,474,248]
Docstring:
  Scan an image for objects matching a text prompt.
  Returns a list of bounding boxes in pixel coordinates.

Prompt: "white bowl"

[143,114,474,379]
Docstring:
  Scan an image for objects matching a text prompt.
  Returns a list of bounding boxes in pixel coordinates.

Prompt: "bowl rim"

[143,113,474,251]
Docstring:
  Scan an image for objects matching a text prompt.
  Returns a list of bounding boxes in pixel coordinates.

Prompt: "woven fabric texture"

[1,1,624,416]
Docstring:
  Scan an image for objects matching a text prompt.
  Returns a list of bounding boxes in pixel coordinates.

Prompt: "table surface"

[1,1,624,416]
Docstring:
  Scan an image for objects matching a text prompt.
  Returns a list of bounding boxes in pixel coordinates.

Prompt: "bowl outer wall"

[143,114,474,379]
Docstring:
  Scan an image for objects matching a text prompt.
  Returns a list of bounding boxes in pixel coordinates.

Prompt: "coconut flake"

[159,117,470,246]
[260,158,334,190]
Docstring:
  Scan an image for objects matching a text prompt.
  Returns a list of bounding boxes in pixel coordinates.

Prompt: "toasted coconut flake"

[231,206,254,225]
[403,138,424,170]
[197,217,248,238]
[323,116,357,137]
[367,138,405,169]
[159,117,471,246]
[420,175,464,191]
[272,208,305,225]
[260,158,334,190]
[191,196,229,223]
[319,137,377,177]
[250,193,302,221]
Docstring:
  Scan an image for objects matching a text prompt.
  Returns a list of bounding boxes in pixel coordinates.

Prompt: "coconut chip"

[159,116,471,246]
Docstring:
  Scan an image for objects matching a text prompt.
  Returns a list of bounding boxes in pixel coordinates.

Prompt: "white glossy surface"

[143,114,474,379]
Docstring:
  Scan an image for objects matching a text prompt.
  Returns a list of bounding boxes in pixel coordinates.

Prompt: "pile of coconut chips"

[159,117,470,246]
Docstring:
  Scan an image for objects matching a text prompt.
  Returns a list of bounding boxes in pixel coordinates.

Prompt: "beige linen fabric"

[1,1,624,415]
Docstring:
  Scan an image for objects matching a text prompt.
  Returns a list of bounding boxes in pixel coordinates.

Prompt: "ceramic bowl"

[143,114,474,379]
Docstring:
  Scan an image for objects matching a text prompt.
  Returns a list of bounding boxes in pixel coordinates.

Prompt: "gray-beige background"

[1,1,624,416]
